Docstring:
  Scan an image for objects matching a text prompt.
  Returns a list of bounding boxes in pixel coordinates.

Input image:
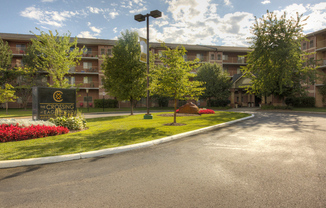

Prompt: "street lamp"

[86,89,89,112]
[102,92,105,112]
[134,10,162,119]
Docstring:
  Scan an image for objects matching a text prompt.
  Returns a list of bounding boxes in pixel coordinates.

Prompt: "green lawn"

[293,107,326,112]
[0,111,250,160]
[0,106,231,118]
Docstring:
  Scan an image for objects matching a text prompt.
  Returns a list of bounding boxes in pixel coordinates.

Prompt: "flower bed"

[199,109,215,114]
[175,108,215,114]
[0,124,69,143]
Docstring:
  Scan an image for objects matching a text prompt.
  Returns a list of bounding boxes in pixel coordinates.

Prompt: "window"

[16,44,26,54]
[222,55,228,60]
[65,76,75,85]
[196,53,204,61]
[101,48,105,55]
[303,42,306,50]
[183,54,187,61]
[16,59,24,67]
[237,56,245,63]
[83,76,92,84]
[310,40,314,48]
[210,54,215,60]
[101,77,105,85]
[217,54,221,60]
[83,62,92,69]
[107,49,112,55]
[84,96,93,102]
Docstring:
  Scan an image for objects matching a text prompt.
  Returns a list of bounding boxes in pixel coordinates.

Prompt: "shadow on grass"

[86,115,126,122]
[6,127,167,160]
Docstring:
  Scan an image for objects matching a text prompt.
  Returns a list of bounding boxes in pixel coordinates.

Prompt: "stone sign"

[32,87,76,120]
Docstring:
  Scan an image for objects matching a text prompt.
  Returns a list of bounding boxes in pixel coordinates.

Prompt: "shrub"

[261,105,293,110]
[0,124,69,143]
[80,102,84,107]
[157,97,169,107]
[94,99,118,108]
[208,99,230,107]
[48,110,87,130]
[285,97,315,107]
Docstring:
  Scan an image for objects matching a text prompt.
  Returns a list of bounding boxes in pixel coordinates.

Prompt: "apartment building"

[0,33,115,108]
[302,28,326,107]
[1,32,254,108]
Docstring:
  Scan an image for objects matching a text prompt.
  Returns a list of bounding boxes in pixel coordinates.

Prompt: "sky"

[0,0,326,46]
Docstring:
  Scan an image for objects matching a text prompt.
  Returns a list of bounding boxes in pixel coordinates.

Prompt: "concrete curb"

[0,114,254,169]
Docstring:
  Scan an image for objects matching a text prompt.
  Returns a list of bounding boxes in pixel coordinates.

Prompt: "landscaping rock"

[179,102,199,114]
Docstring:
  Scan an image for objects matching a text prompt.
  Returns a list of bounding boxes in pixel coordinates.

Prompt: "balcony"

[186,55,209,62]
[223,57,247,65]
[81,51,99,59]
[10,46,26,56]
[316,39,326,52]
[317,59,326,69]
[68,66,99,74]
[70,81,100,89]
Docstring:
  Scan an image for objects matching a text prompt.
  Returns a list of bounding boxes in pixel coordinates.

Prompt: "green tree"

[30,28,83,88]
[102,30,146,115]
[196,63,231,105]
[150,43,205,124]
[241,11,316,103]
[0,84,17,114]
[0,38,12,70]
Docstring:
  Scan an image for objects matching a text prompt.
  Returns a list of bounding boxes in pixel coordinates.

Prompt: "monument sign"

[32,87,76,120]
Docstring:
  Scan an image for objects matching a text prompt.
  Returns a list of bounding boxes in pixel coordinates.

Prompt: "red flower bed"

[199,109,215,114]
[176,109,179,113]
[0,124,69,143]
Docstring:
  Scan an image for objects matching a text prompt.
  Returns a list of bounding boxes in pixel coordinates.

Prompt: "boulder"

[179,102,199,114]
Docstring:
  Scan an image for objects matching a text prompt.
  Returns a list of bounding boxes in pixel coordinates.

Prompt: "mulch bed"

[157,113,201,117]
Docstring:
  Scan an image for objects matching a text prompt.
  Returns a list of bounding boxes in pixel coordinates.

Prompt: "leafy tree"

[150,43,205,124]
[0,84,17,114]
[0,38,12,70]
[241,11,316,103]
[196,63,231,105]
[29,28,83,88]
[102,30,146,115]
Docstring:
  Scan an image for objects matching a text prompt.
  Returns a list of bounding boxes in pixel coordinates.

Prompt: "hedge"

[94,99,118,108]
[285,97,315,107]
[207,99,231,107]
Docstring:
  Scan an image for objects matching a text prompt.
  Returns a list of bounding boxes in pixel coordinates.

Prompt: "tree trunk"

[118,101,121,109]
[130,100,134,115]
[174,99,177,123]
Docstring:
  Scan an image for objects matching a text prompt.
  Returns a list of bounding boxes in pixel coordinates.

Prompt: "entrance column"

[248,93,251,107]
[230,88,235,108]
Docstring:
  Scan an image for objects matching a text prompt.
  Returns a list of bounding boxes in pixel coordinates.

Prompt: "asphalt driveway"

[1,111,326,207]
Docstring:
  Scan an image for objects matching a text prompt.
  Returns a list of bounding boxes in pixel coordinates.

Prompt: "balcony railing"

[317,39,326,50]
[69,81,100,88]
[223,57,247,64]
[69,66,99,73]
[317,59,326,67]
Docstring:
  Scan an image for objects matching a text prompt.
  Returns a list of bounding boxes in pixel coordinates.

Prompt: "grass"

[0,111,249,160]
[0,106,231,118]
[293,107,326,112]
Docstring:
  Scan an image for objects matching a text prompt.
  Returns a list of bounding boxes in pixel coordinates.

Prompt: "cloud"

[224,0,232,6]
[20,6,80,27]
[113,27,118,33]
[87,6,104,14]
[77,31,96,39]
[41,0,55,2]
[109,11,119,19]
[86,22,102,34]
[129,6,147,14]
[261,0,270,4]
[270,3,326,33]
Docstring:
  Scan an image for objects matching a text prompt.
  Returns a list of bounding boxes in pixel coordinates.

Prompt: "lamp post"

[102,92,105,112]
[134,10,162,119]
[86,89,89,112]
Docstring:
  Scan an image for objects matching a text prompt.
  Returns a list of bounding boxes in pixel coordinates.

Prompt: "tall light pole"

[86,89,89,112]
[134,10,162,119]
[102,92,105,112]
